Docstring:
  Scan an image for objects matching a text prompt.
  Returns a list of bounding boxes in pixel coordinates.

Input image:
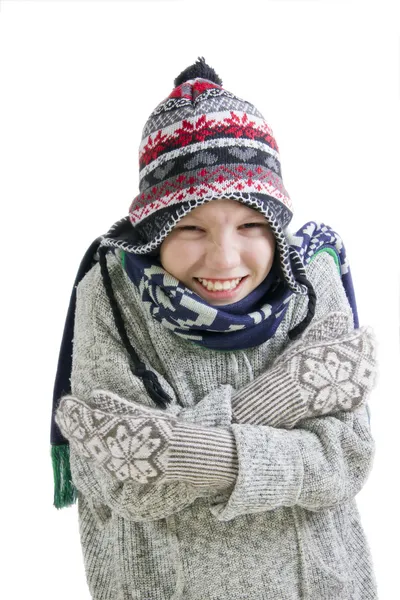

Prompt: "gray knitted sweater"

[68,249,378,600]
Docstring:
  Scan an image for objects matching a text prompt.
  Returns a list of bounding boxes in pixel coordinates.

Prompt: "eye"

[178,226,202,231]
[178,223,265,231]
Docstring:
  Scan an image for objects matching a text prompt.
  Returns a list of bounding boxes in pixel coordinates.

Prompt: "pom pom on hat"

[174,56,223,87]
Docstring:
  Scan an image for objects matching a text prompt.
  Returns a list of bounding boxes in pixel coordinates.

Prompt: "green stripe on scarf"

[51,444,77,508]
[309,247,341,274]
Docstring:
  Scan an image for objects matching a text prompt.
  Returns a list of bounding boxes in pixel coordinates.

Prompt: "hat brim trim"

[100,194,307,294]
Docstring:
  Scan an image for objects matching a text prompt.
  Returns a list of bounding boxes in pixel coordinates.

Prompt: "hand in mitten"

[231,311,378,428]
[55,389,238,490]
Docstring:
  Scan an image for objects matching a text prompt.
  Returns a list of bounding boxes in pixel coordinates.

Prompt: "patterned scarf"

[122,221,359,351]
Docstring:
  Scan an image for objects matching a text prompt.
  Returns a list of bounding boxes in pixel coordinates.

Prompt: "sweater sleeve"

[208,403,374,521]
[207,251,377,521]
[68,261,238,522]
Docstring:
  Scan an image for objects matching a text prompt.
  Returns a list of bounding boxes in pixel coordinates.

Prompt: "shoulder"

[75,258,103,321]
[290,248,354,332]
[76,248,125,294]
[76,252,147,339]
[308,247,341,275]
[305,248,343,296]
[75,250,139,328]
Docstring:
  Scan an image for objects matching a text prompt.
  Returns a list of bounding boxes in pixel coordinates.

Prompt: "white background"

[1,0,399,598]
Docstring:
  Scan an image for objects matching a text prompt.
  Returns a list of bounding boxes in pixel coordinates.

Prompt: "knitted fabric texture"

[61,250,378,599]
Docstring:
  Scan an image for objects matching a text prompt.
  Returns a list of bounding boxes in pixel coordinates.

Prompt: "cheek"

[262,233,276,259]
[263,227,276,246]
[251,236,276,272]
[160,240,195,276]
[250,232,276,253]
[159,242,173,273]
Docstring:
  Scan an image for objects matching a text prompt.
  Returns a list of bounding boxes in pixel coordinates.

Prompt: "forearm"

[231,364,307,428]
[56,391,238,506]
[208,403,375,521]
[231,314,377,429]
[163,420,238,490]
[69,446,202,522]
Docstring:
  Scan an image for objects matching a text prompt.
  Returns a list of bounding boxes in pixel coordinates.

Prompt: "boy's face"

[159,198,276,306]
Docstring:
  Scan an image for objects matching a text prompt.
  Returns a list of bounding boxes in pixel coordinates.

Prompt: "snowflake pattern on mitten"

[231,311,378,427]
[55,393,177,484]
[290,327,377,415]
[56,390,238,490]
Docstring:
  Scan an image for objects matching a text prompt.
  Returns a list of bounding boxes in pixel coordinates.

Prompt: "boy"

[51,57,378,599]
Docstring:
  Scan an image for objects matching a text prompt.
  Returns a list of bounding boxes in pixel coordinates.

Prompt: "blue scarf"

[122,221,359,351]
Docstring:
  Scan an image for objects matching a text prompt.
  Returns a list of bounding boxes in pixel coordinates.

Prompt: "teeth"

[197,277,242,291]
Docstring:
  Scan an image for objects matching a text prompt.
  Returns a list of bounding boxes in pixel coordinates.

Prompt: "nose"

[203,232,241,272]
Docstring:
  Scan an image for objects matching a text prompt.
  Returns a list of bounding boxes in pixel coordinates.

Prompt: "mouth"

[192,276,249,299]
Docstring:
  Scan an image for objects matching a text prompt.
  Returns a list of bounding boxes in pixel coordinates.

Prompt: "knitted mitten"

[231,311,377,428]
[55,390,238,490]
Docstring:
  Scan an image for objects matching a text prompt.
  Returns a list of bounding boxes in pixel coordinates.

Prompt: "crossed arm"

[56,252,377,523]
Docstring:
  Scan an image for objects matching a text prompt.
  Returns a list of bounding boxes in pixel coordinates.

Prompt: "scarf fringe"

[51,444,77,509]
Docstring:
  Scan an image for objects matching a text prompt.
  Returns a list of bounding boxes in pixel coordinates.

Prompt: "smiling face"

[159,198,276,305]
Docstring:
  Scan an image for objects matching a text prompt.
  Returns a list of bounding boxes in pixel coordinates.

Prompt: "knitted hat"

[100,57,308,295]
